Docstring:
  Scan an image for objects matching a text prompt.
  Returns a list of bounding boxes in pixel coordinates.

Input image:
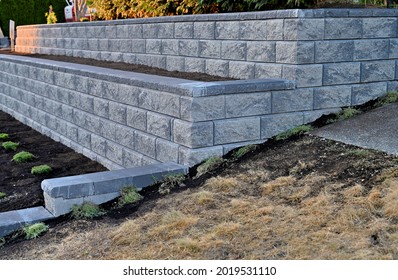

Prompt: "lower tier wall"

[0,54,393,169]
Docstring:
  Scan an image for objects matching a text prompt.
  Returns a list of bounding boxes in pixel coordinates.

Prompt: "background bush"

[0,0,66,36]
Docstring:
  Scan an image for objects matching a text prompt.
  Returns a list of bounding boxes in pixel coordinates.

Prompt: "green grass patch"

[71,202,105,219]
[23,223,49,240]
[232,144,257,159]
[2,141,19,151]
[0,192,6,199]
[31,164,52,175]
[375,92,398,107]
[12,151,36,163]
[275,125,313,141]
[328,108,361,124]
[158,173,186,195]
[196,156,226,177]
[0,133,9,140]
[118,186,143,207]
[345,149,371,157]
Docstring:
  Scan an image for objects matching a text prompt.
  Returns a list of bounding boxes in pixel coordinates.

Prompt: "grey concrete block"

[117,84,140,106]
[315,40,354,63]
[98,39,109,51]
[0,207,54,237]
[179,39,199,56]
[255,63,282,79]
[354,39,389,61]
[139,89,180,117]
[314,85,352,109]
[158,23,174,39]
[115,124,135,149]
[109,101,127,124]
[106,140,124,165]
[272,88,313,113]
[178,146,223,167]
[134,130,156,158]
[100,119,116,140]
[166,56,185,72]
[323,62,361,85]
[122,53,137,64]
[199,40,221,58]
[261,112,304,139]
[156,138,179,163]
[361,60,395,82]
[284,19,324,40]
[173,120,213,148]
[174,22,193,38]
[147,111,171,139]
[123,148,143,167]
[102,81,119,100]
[127,107,147,131]
[87,78,103,97]
[131,39,146,53]
[229,61,254,79]
[205,59,228,77]
[387,81,398,92]
[180,95,225,121]
[304,108,340,124]
[143,23,159,38]
[282,64,323,87]
[389,39,398,59]
[128,24,143,38]
[44,192,83,217]
[84,192,120,206]
[77,128,91,149]
[162,40,179,55]
[276,41,314,64]
[247,41,276,62]
[325,18,362,39]
[214,117,260,145]
[215,21,240,39]
[194,22,215,39]
[146,39,162,54]
[42,175,94,199]
[116,25,129,39]
[240,21,267,40]
[363,18,397,38]
[352,82,387,105]
[226,92,271,118]
[221,41,247,60]
[185,57,206,73]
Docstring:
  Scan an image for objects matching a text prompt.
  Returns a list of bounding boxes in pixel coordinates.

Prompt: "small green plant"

[375,92,398,107]
[0,237,5,248]
[2,141,19,151]
[23,222,49,240]
[232,144,257,159]
[45,5,57,24]
[118,186,143,207]
[31,164,52,175]
[12,151,36,163]
[196,156,226,177]
[275,125,313,141]
[158,173,186,195]
[345,149,370,157]
[0,192,6,199]
[71,202,105,219]
[328,108,360,124]
[0,133,9,140]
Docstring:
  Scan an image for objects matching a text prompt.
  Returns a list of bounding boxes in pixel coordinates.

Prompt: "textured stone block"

[185,57,206,73]
[180,95,225,121]
[354,39,389,61]
[247,41,276,62]
[282,65,323,87]
[194,22,215,39]
[147,112,171,139]
[389,39,398,59]
[325,18,362,39]
[276,42,314,64]
[363,18,397,38]
[87,78,103,97]
[109,101,127,124]
[139,89,180,117]
[44,193,83,217]
[314,85,352,109]
[304,108,340,124]
[315,40,354,63]
[156,138,179,163]
[42,175,94,199]
[323,62,361,85]
[123,148,143,167]
[272,88,313,113]
[205,59,228,77]
[127,107,147,131]
[199,40,221,58]
[261,112,304,139]
[93,98,109,118]
[143,23,159,38]
[388,81,398,92]
[117,84,140,106]
[134,131,156,158]
[128,25,143,38]
[162,40,179,55]
[166,56,185,72]
[352,82,387,105]
[221,41,247,60]
[215,22,240,39]
[174,22,193,38]
[131,39,146,53]
[178,146,223,167]
[226,92,271,118]
[240,21,267,40]
[102,81,119,100]
[158,23,174,39]
[284,19,324,40]
[100,119,116,140]
[173,120,213,148]
[106,141,124,165]
[229,61,254,79]
[115,124,135,149]
[146,39,162,54]
[179,40,199,57]
[361,60,395,82]
[214,117,260,145]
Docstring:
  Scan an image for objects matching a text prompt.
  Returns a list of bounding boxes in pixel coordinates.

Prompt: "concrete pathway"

[311,103,398,156]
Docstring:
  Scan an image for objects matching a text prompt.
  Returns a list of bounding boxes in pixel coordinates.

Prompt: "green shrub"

[328,108,361,124]
[12,151,36,163]
[158,173,186,195]
[71,202,105,219]
[31,164,52,175]
[45,5,58,24]
[196,156,226,177]
[0,133,9,140]
[2,141,19,151]
[275,125,313,141]
[118,186,143,206]
[23,223,49,240]
[0,192,6,199]
[375,92,398,107]
[232,144,257,159]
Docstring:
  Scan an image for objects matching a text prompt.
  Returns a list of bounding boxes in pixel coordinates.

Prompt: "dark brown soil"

[0,50,235,82]
[0,110,107,212]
